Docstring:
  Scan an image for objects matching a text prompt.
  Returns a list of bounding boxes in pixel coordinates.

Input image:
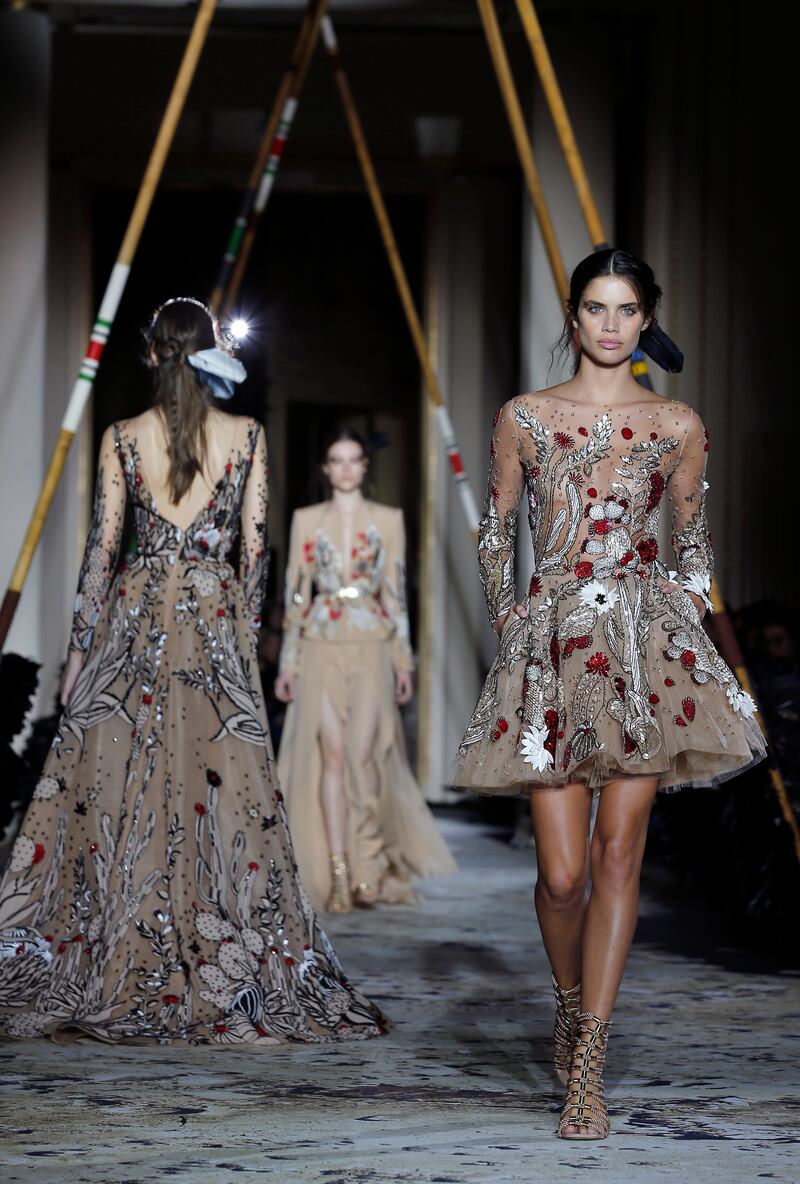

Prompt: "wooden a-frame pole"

[210,0,329,317]
[475,0,567,303]
[321,16,481,538]
[0,0,219,654]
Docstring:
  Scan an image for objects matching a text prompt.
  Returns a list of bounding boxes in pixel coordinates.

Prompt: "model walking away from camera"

[0,298,386,1045]
[455,250,765,1138]
[275,430,456,914]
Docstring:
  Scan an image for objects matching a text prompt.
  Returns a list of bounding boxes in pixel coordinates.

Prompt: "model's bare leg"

[560,773,658,1136]
[351,696,382,902]
[528,783,593,989]
[581,774,658,1017]
[319,689,348,859]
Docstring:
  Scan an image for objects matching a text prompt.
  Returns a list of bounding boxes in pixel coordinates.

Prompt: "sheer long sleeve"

[667,408,714,612]
[239,423,270,632]
[380,509,414,673]
[478,399,524,625]
[69,424,126,655]
[278,510,312,677]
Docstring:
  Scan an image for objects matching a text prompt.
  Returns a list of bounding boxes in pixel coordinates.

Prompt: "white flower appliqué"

[682,571,714,613]
[578,580,619,615]
[726,685,757,718]
[520,724,554,772]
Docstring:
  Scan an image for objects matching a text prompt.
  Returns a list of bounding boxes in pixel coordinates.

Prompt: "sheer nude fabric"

[455,392,766,794]
[0,410,386,1044]
[277,501,456,909]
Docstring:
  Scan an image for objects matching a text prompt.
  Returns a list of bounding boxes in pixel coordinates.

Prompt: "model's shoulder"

[365,500,401,521]
[657,399,704,433]
[294,501,326,520]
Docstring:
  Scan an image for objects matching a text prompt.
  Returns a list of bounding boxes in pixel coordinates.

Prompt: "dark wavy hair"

[145,300,215,503]
[553,248,666,375]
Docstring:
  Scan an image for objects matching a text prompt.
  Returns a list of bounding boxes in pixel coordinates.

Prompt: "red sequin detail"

[621,427,634,439]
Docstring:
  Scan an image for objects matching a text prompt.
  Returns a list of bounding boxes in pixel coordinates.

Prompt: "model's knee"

[591,833,642,889]
[537,865,587,909]
[321,745,346,774]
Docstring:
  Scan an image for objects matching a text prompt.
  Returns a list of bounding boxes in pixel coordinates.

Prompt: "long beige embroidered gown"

[0,413,386,1044]
[277,500,456,909]
[455,393,766,792]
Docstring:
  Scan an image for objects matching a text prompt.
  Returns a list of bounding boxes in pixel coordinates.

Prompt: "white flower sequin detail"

[682,571,714,613]
[578,580,619,615]
[520,725,554,771]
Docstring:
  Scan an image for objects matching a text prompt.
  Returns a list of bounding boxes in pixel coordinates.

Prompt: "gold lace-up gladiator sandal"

[557,1011,612,1140]
[327,853,353,914]
[551,974,582,1086]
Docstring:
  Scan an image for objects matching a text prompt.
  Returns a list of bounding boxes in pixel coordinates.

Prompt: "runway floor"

[1,812,797,1184]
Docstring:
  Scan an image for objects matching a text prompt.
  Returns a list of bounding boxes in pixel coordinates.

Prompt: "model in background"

[0,299,386,1045]
[275,430,456,913]
[455,250,765,1138]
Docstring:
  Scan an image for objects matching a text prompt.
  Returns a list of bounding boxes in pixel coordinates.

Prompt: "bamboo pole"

[214,0,329,317]
[0,0,219,653]
[513,0,608,249]
[321,16,480,537]
[475,0,567,303]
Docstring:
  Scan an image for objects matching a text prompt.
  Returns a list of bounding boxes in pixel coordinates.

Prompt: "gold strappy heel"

[327,853,353,914]
[551,974,582,1086]
[557,1011,612,1140]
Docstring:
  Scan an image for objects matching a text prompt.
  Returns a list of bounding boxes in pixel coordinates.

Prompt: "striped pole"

[213,0,329,317]
[0,0,219,652]
[321,16,480,537]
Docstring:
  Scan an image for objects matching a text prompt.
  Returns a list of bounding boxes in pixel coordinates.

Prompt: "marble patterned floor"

[1,813,797,1184]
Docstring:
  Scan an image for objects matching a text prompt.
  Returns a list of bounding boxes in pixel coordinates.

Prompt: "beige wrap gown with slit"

[0,413,387,1044]
[277,499,456,909]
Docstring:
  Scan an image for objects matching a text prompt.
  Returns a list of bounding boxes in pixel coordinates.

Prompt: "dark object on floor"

[0,653,41,838]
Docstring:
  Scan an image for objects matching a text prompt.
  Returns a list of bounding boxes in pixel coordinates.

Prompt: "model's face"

[323,440,368,492]
[572,275,649,367]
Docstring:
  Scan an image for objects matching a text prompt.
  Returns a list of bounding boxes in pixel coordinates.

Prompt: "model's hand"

[395,669,413,705]
[274,672,295,703]
[60,649,85,707]
[493,603,528,637]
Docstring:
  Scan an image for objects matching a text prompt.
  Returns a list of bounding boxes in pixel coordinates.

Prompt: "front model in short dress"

[454,393,766,794]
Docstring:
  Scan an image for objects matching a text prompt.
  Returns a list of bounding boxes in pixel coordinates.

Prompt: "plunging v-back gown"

[0,415,386,1044]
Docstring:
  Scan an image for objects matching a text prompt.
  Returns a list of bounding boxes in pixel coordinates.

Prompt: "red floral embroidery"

[248,861,259,871]
[636,537,659,563]
[285,957,295,967]
[623,733,637,755]
[549,634,561,672]
[578,426,588,436]
[650,431,658,440]
[621,427,633,439]
[587,487,598,499]
[32,843,45,865]
[679,649,697,670]
[585,652,610,677]
[682,697,696,722]
[674,715,687,727]
[664,677,675,687]
[329,607,342,620]
[490,483,501,502]
[645,470,665,513]
[497,718,509,733]
[554,432,574,450]
[194,804,206,815]
[529,575,543,597]
[593,519,610,536]
[620,551,635,566]
[563,634,591,658]
[575,561,594,580]
[648,693,660,704]
[614,675,626,698]
[163,995,180,1005]
[492,408,501,427]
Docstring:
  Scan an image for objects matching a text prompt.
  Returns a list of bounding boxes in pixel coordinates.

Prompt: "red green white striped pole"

[214,0,329,317]
[0,0,218,652]
[321,15,480,537]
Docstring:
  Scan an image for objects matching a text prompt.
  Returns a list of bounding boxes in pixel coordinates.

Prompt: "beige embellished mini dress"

[277,500,456,909]
[0,415,386,1044]
[454,393,766,794]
